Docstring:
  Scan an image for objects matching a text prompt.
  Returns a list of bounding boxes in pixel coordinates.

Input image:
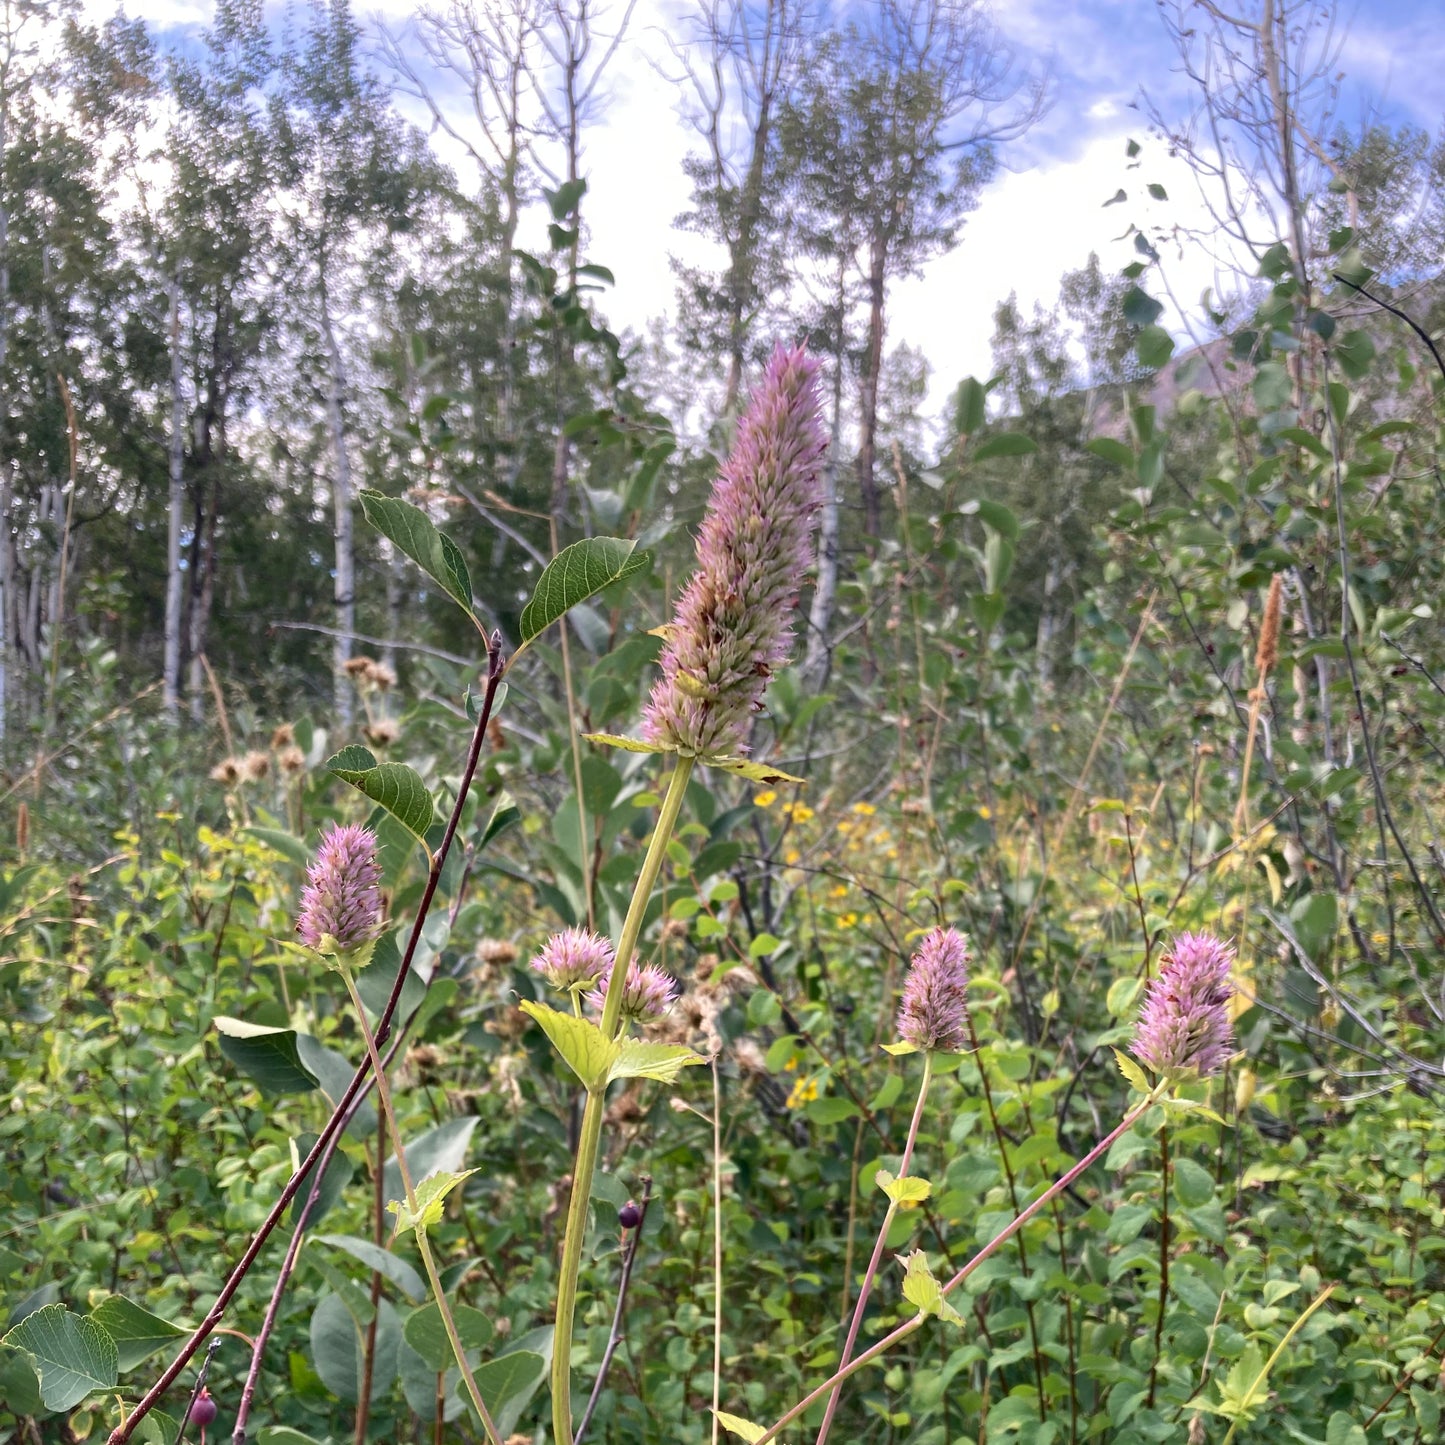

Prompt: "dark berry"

[618,1201,642,1230]
[189,1389,218,1428]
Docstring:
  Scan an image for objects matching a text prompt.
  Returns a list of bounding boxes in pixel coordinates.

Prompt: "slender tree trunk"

[804,331,846,685]
[164,273,185,715]
[0,89,9,747]
[857,237,887,539]
[320,278,356,728]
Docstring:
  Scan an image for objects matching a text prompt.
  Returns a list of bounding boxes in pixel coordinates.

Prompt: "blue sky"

[105,0,1445,414]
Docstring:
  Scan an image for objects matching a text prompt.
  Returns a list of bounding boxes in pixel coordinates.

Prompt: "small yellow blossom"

[836,820,854,835]
[754,790,777,808]
[787,803,815,823]
[829,885,849,899]
[786,1075,820,1109]
[852,801,877,816]
[978,806,992,820]
[785,849,800,865]
[838,912,859,929]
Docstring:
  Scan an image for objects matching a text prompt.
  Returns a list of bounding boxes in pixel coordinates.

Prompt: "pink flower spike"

[641,343,827,759]
[531,928,615,993]
[1131,931,1236,1078]
[296,823,383,952]
[896,927,972,1053]
[585,959,679,1024]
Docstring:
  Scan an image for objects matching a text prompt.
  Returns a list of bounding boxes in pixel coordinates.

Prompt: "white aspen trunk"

[0,87,9,748]
[320,282,355,729]
[163,273,185,715]
[803,354,845,686]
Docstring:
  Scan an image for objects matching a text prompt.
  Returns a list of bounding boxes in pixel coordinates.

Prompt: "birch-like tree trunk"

[320,280,355,729]
[163,272,185,715]
[804,348,844,686]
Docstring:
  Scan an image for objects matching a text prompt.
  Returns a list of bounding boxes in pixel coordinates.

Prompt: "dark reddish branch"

[109,637,505,1445]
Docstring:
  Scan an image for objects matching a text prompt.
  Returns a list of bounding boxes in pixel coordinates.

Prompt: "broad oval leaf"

[213,1017,318,1095]
[359,490,474,616]
[86,1296,187,1372]
[973,432,1037,462]
[309,1293,399,1405]
[519,537,649,644]
[2,1305,118,1413]
[313,1235,425,1302]
[403,1301,494,1372]
[326,746,436,849]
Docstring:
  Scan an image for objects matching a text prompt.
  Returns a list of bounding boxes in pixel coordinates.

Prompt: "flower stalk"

[551,755,695,1445]
[814,1051,933,1445]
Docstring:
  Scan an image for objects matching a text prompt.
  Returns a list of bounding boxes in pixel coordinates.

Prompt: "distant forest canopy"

[1,0,1441,749]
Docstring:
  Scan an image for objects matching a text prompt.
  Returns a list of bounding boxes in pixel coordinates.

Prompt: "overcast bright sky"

[113,0,1444,418]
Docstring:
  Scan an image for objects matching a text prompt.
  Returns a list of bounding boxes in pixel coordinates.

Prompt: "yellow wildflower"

[754,790,777,808]
[978,806,992,820]
[786,1075,820,1109]
[852,801,877,816]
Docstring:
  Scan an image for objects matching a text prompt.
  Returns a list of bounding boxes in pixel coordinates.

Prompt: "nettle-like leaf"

[875,1169,932,1205]
[389,1169,477,1237]
[609,1040,706,1086]
[359,489,474,617]
[712,1410,769,1442]
[2,1304,118,1413]
[899,1252,962,1326]
[582,732,672,755]
[519,537,649,645]
[704,756,806,785]
[326,746,436,849]
[1113,1048,1152,1095]
[518,999,619,1091]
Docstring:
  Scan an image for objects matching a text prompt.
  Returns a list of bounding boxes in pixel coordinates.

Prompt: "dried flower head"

[343,655,374,678]
[368,660,398,692]
[297,823,383,952]
[530,928,614,993]
[586,959,679,1023]
[896,927,972,1052]
[477,938,520,967]
[641,344,826,758]
[1131,931,1236,1078]
[271,723,296,750]
[243,750,271,782]
[210,757,243,786]
[279,745,307,776]
[365,718,401,747]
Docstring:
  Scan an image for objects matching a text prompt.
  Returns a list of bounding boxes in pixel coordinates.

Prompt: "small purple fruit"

[189,1388,218,1428]
[618,1201,642,1230]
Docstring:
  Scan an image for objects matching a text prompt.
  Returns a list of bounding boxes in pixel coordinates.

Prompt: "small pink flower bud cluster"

[296,823,383,951]
[896,927,972,1053]
[1131,931,1236,1078]
[531,928,614,993]
[641,343,827,759]
[586,959,679,1023]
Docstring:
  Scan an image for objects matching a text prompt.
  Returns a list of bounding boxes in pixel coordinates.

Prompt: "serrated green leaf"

[326,748,436,848]
[581,732,672,755]
[899,1252,962,1326]
[1113,1048,1152,1095]
[608,1040,706,1086]
[86,1296,187,1372]
[2,1305,118,1412]
[704,755,806,784]
[390,1169,477,1236]
[519,1000,620,1090]
[713,1410,769,1442]
[359,490,474,615]
[519,537,648,643]
[876,1170,932,1205]
[213,1017,319,1095]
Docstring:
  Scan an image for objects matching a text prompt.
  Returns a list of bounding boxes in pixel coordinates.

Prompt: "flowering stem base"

[552,755,694,1445]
